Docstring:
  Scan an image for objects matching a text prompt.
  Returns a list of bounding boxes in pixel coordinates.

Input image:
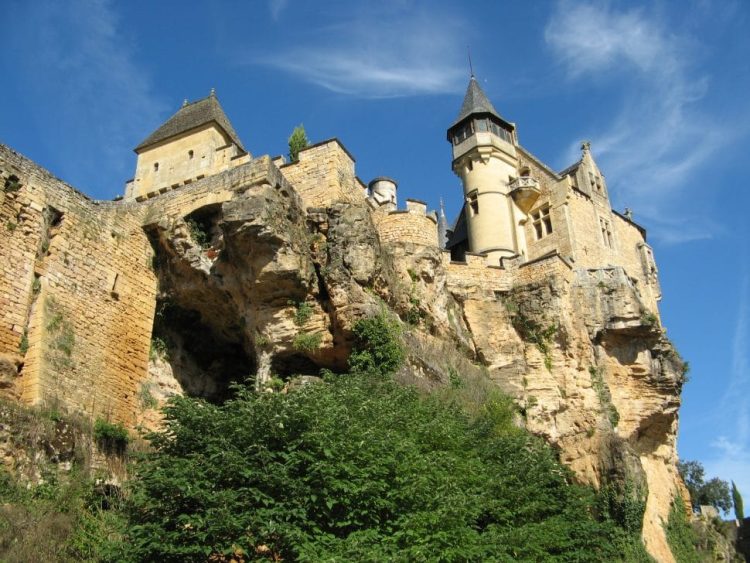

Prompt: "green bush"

[348,312,405,376]
[293,332,322,352]
[93,419,129,456]
[185,218,210,249]
[121,375,639,562]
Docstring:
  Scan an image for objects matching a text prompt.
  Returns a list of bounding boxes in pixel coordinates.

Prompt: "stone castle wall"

[279,140,363,209]
[374,199,438,248]
[0,144,287,423]
[0,144,156,422]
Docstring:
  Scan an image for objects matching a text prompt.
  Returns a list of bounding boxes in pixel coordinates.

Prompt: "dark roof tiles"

[450,77,506,129]
[134,93,245,153]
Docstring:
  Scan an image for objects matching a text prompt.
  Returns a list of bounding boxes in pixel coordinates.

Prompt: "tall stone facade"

[0,87,685,561]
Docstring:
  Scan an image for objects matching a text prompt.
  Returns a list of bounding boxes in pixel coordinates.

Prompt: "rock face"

[1,142,688,561]
[132,189,688,560]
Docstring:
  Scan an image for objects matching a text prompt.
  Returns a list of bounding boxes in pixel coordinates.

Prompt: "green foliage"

[121,375,639,562]
[678,460,732,512]
[185,218,210,249]
[139,383,159,410]
[507,299,557,371]
[149,336,169,361]
[665,497,701,563]
[290,299,314,326]
[45,297,75,371]
[732,481,744,520]
[348,312,405,376]
[3,174,21,192]
[93,419,129,456]
[0,466,126,562]
[589,366,620,427]
[640,310,659,327]
[5,220,16,232]
[288,123,309,163]
[18,329,28,355]
[597,481,647,536]
[293,331,322,352]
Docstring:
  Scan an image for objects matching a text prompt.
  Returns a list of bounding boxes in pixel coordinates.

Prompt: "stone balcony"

[509,176,540,213]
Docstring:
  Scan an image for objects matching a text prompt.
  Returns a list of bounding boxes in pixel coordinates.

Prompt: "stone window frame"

[531,204,553,240]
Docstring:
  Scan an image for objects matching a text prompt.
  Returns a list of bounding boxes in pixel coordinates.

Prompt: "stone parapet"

[279,139,364,209]
[374,202,438,248]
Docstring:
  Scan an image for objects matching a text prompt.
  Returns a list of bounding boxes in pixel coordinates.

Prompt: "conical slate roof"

[134,92,245,153]
[450,76,505,129]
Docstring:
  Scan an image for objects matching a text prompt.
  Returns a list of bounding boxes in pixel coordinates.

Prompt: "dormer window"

[153,162,159,172]
[188,150,194,159]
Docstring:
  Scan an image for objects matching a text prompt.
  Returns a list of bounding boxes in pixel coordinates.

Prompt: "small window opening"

[519,167,531,177]
[468,191,479,216]
[188,150,194,159]
[600,217,614,248]
[531,205,553,240]
[153,162,159,172]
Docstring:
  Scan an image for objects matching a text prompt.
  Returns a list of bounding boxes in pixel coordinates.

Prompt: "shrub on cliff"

[348,311,405,376]
[119,374,641,562]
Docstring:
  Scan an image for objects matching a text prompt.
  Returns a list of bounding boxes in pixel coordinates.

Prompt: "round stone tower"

[447,76,536,264]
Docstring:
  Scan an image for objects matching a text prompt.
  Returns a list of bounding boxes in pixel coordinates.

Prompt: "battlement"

[374,198,439,248]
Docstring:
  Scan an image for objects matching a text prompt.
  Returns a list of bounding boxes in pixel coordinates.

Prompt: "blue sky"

[1,0,748,501]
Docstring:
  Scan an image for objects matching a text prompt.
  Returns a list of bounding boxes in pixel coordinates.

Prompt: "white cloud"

[9,0,164,196]
[268,0,288,21]
[545,2,743,244]
[253,10,466,98]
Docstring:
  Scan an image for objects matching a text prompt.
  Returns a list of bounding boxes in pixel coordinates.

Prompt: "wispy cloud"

[7,0,164,197]
[545,2,745,244]
[268,0,288,21]
[252,9,466,98]
[705,273,750,507]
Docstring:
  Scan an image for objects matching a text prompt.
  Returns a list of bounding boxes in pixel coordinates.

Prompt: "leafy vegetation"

[348,311,405,376]
[589,366,620,428]
[287,124,309,162]
[678,460,732,512]
[289,299,314,327]
[292,331,322,352]
[93,419,129,456]
[185,217,210,249]
[665,497,701,563]
[118,373,648,562]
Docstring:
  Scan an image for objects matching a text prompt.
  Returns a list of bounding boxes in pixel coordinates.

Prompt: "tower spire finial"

[467,46,474,78]
[210,87,216,97]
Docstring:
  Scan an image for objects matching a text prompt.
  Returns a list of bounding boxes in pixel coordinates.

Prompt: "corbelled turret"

[446,76,536,264]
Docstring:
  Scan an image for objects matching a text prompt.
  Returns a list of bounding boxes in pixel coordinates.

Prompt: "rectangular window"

[531,205,553,239]
[600,217,614,248]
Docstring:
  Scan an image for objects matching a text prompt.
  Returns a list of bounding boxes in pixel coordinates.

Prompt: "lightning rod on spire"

[467,47,474,78]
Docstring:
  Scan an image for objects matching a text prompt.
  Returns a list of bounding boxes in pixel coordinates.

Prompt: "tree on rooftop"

[288,124,309,163]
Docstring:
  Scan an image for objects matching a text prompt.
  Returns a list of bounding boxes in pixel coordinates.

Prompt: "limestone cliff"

[0,142,688,561]
[133,191,686,561]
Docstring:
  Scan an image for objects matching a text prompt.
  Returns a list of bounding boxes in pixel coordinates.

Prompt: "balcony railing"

[509,176,539,190]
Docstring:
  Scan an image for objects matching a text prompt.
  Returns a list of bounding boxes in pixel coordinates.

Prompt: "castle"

[0,76,663,418]
[0,78,686,559]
